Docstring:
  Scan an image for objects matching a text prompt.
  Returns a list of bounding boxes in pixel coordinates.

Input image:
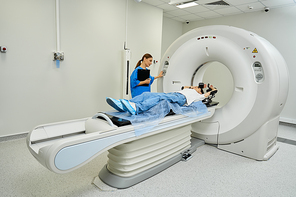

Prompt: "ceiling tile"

[171,17,187,22]
[163,12,175,18]
[157,3,178,11]
[196,11,223,18]
[141,0,164,6]
[236,2,265,12]
[183,5,211,13]
[260,0,296,7]
[214,7,243,15]
[224,0,258,6]
[179,14,204,21]
[166,9,191,16]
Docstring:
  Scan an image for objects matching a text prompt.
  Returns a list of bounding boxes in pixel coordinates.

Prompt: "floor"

[1,122,296,197]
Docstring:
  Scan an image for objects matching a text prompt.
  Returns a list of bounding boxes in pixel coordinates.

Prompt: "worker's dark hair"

[135,53,153,69]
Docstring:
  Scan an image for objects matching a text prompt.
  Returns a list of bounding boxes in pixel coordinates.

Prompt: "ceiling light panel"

[176,2,199,8]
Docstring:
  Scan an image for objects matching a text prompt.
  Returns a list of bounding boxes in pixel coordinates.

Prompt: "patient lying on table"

[105,83,216,136]
[106,83,217,115]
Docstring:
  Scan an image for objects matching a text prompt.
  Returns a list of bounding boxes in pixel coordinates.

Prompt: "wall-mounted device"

[252,61,265,83]
[53,52,64,61]
[162,61,169,76]
[122,49,130,99]
[0,46,7,53]
[53,51,64,68]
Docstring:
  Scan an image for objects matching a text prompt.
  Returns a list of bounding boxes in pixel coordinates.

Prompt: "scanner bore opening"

[191,61,234,108]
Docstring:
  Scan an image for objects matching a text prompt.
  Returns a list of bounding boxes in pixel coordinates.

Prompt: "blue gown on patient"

[130,92,187,114]
[106,100,208,136]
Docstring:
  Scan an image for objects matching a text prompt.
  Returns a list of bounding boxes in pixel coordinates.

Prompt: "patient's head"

[198,82,206,94]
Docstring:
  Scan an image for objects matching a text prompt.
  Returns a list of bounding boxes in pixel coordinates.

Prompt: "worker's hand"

[155,71,164,79]
[158,71,164,78]
[144,78,151,84]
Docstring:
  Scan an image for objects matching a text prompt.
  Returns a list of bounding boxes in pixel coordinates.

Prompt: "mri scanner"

[26,25,289,189]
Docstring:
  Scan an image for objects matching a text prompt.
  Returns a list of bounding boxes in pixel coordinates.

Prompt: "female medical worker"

[130,53,163,98]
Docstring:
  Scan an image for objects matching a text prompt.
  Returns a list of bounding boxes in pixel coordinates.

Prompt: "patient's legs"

[130,92,186,114]
[107,92,186,114]
[106,97,125,112]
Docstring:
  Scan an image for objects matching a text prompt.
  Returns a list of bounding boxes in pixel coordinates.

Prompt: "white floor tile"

[0,123,295,197]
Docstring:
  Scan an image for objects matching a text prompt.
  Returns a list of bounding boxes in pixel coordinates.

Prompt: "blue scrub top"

[130,67,155,98]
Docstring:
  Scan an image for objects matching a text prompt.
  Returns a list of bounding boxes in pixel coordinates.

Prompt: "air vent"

[205,0,230,6]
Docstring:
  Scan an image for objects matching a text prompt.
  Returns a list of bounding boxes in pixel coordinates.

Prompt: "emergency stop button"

[0,46,7,53]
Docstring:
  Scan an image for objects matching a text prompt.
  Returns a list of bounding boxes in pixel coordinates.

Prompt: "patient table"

[27,107,215,188]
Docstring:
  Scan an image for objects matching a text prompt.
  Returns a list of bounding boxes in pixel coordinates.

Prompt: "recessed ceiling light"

[176,2,198,9]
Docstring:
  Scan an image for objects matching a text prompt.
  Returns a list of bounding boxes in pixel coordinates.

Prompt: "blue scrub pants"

[130,92,187,114]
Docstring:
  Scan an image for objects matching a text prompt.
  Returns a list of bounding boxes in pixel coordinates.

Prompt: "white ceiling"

[140,0,296,22]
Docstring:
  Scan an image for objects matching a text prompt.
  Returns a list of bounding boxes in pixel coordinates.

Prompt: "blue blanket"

[106,100,208,136]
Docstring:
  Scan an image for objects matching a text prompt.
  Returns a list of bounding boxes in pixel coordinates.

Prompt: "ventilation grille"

[205,0,230,6]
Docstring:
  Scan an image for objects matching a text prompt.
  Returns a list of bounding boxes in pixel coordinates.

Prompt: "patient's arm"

[204,86,217,98]
[209,85,215,90]
[182,84,217,98]
[204,91,212,98]
[182,86,197,89]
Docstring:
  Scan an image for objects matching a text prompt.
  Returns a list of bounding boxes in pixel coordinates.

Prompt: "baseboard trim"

[0,132,28,142]
[280,117,296,125]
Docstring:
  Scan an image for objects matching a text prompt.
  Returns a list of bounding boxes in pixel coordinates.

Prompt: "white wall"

[181,6,296,124]
[161,17,183,57]
[126,1,163,93]
[0,0,163,137]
